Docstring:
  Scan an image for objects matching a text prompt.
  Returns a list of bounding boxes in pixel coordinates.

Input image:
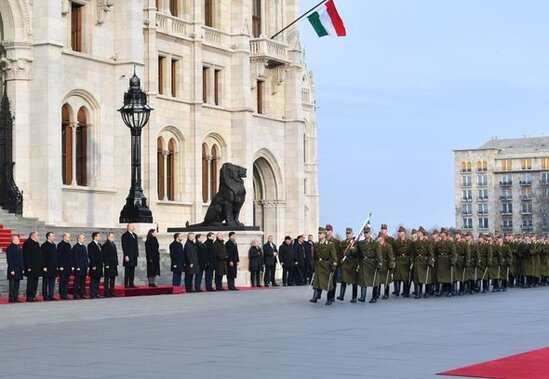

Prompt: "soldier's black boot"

[350,285,358,303]
[502,280,508,292]
[358,286,367,302]
[337,284,346,301]
[392,280,398,295]
[369,286,377,303]
[382,285,390,300]
[394,281,401,297]
[309,289,320,303]
[492,280,500,292]
[435,283,442,297]
[414,284,421,299]
[423,284,430,298]
[403,282,410,297]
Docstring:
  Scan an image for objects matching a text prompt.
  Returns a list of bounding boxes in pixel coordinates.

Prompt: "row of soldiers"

[310,224,549,305]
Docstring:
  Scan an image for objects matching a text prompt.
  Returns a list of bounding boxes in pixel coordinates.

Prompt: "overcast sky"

[299,0,549,235]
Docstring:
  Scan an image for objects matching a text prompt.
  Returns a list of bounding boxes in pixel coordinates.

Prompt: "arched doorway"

[253,156,280,243]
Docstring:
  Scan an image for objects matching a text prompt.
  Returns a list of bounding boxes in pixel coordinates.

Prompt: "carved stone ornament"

[97,0,115,25]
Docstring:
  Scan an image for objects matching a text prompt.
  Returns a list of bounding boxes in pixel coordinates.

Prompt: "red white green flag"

[307,0,347,38]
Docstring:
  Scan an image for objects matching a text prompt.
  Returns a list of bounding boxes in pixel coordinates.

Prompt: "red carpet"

[0,285,275,305]
[438,347,549,379]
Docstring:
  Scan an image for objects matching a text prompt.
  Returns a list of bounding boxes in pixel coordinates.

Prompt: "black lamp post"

[118,71,153,223]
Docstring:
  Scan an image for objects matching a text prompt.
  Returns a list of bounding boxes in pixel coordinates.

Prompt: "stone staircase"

[0,210,176,297]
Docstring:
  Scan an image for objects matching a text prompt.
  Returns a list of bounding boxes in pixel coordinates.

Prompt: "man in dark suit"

[203,232,216,291]
[195,234,206,292]
[304,235,314,284]
[23,231,42,302]
[88,232,104,298]
[72,234,89,299]
[263,235,278,287]
[225,232,240,291]
[122,224,139,288]
[170,233,185,287]
[214,233,228,291]
[279,236,294,286]
[57,233,73,300]
[41,232,58,301]
[6,235,23,303]
[184,233,199,292]
[102,232,119,297]
[293,235,306,286]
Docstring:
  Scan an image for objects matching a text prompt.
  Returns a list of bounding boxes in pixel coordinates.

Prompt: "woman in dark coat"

[145,229,160,287]
[248,240,263,287]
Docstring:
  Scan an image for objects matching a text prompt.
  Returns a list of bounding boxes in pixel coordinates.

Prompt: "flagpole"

[270,0,328,39]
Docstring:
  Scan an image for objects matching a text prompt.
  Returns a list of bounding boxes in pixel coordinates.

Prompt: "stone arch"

[157,125,184,201]
[252,149,284,242]
[0,0,31,42]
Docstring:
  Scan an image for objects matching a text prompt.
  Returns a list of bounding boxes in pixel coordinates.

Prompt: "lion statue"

[194,162,247,227]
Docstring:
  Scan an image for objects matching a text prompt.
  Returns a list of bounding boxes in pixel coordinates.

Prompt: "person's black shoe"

[368,298,377,304]
[206,288,216,292]
[272,283,279,287]
[43,297,50,301]
[350,298,357,303]
[325,299,333,306]
[49,296,57,301]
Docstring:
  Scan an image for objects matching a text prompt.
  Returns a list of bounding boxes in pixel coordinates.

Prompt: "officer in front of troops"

[310,227,338,306]
[356,227,382,303]
[338,227,360,302]
[433,228,457,297]
[412,227,434,298]
[325,224,342,304]
[393,226,413,297]
[454,230,471,295]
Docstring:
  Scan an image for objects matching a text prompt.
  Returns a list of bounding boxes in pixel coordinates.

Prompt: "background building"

[454,137,549,236]
[0,0,319,242]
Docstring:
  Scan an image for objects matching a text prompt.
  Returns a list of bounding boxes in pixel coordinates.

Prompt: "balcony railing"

[520,195,532,201]
[499,181,512,186]
[156,13,190,39]
[250,38,289,67]
[501,224,513,230]
[519,180,532,186]
[477,197,489,202]
[522,225,533,231]
[500,195,512,200]
[521,210,533,215]
[462,197,473,202]
[500,210,513,215]
[461,211,473,216]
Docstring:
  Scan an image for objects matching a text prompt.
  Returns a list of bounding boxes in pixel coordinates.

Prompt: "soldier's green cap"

[363,226,371,234]
[433,229,440,235]
[455,229,463,235]
[398,226,406,233]
[411,228,418,234]
[440,228,448,235]
[380,224,388,230]
[325,224,334,231]
[418,227,428,235]
[478,233,484,239]
[318,227,326,233]
[346,227,353,233]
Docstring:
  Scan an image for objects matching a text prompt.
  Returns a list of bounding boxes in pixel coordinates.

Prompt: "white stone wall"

[0,0,319,240]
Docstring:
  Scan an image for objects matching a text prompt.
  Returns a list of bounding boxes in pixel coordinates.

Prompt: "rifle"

[342,213,372,263]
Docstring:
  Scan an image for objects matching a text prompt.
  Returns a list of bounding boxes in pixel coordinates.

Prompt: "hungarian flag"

[307,0,346,38]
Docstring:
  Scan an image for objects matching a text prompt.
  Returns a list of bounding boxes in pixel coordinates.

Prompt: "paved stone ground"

[0,285,547,379]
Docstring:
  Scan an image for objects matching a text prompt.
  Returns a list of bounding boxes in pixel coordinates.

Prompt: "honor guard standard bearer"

[310,227,338,306]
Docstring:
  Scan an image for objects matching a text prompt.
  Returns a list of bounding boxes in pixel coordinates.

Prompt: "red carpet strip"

[438,347,549,379]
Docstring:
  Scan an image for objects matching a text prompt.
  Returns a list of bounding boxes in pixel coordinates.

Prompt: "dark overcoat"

[145,237,161,277]
[121,231,139,267]
[88,241,104,279]
[170,241,185,273]
[23,239,42,278]
[226,240,240,279]
[102,241,119,277]
[6,243,24,280]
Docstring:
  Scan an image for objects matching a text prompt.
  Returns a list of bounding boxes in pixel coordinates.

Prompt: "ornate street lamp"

[118,70,153,223]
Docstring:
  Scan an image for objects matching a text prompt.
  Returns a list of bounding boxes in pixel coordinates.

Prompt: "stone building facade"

[0,0,319,243]
[454,137,549,236]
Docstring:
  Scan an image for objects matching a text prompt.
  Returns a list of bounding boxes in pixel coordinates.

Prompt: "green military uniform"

[433,238,457,285]
[340,238,360,285]
[532,242,541,282]
[498,241,513,291]
[393,235,413,297]
[412,235,434,298]
[379,242,395,299]
[541,243,549,282]
[455,239,471,294]
[488,243,502,280]
[357,238,382,287]
[312,241,337,291]
[476,241,492,293]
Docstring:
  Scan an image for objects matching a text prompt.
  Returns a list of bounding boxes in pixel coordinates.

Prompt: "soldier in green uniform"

[488,234,502,292]
[464,232,476,294]
[393,226,412,297]
[338,227,360,302]
[433,228,457,297]
[476,233,492,293]
[540,237,549,286]
[377,233,395,299]
[412,227,434,298]
[497,234,513,292]
[356,227,382,303]
[454,230,471,295]
[309,227,338,306]
[532,236,541,287]
[430,229,440,296]
[325,224,342,304]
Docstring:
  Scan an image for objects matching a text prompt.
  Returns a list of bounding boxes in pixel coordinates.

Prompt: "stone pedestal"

[158,228,265,287]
